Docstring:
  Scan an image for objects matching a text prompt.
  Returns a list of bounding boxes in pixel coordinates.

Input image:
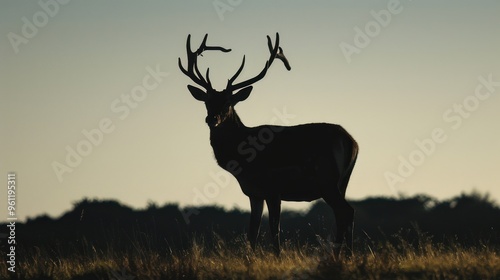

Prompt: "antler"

[178,34,231,90]
[227,32,291,92]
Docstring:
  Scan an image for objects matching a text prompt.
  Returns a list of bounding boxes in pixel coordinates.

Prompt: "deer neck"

[209,107,247,168]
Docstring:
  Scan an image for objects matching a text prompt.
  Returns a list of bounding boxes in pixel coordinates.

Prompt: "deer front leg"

[266,197,281,256]
[249,197,264,250]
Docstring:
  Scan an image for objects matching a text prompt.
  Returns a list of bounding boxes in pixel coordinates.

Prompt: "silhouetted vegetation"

[1,192,499,279]
[3,192,499,254]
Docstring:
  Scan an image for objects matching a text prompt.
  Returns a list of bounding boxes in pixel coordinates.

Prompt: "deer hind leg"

[329,138,357,256]
[323,194,354,258]
[249,197,264,250]
[266,197,281,256]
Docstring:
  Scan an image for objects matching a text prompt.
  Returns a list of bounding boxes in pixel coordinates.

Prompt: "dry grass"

[1,234,499,280]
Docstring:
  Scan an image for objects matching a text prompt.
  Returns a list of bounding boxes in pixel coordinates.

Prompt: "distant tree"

[3,192,498,257]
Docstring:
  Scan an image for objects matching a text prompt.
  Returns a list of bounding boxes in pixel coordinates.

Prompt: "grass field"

[1,233,499,280]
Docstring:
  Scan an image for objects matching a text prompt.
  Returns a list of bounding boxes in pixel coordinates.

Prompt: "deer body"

[210,119,357,201]
[179,33,358,257]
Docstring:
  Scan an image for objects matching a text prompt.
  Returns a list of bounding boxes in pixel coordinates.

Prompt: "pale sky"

[1,1,499,222]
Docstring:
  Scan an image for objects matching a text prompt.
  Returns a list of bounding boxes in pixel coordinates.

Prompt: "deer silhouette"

[179,33,358,257]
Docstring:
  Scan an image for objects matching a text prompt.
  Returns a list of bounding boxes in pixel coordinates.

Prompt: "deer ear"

[232,86,253,104]
[188,85,207,102]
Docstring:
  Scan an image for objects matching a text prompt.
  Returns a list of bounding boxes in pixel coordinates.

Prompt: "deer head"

[179,33,291,128]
